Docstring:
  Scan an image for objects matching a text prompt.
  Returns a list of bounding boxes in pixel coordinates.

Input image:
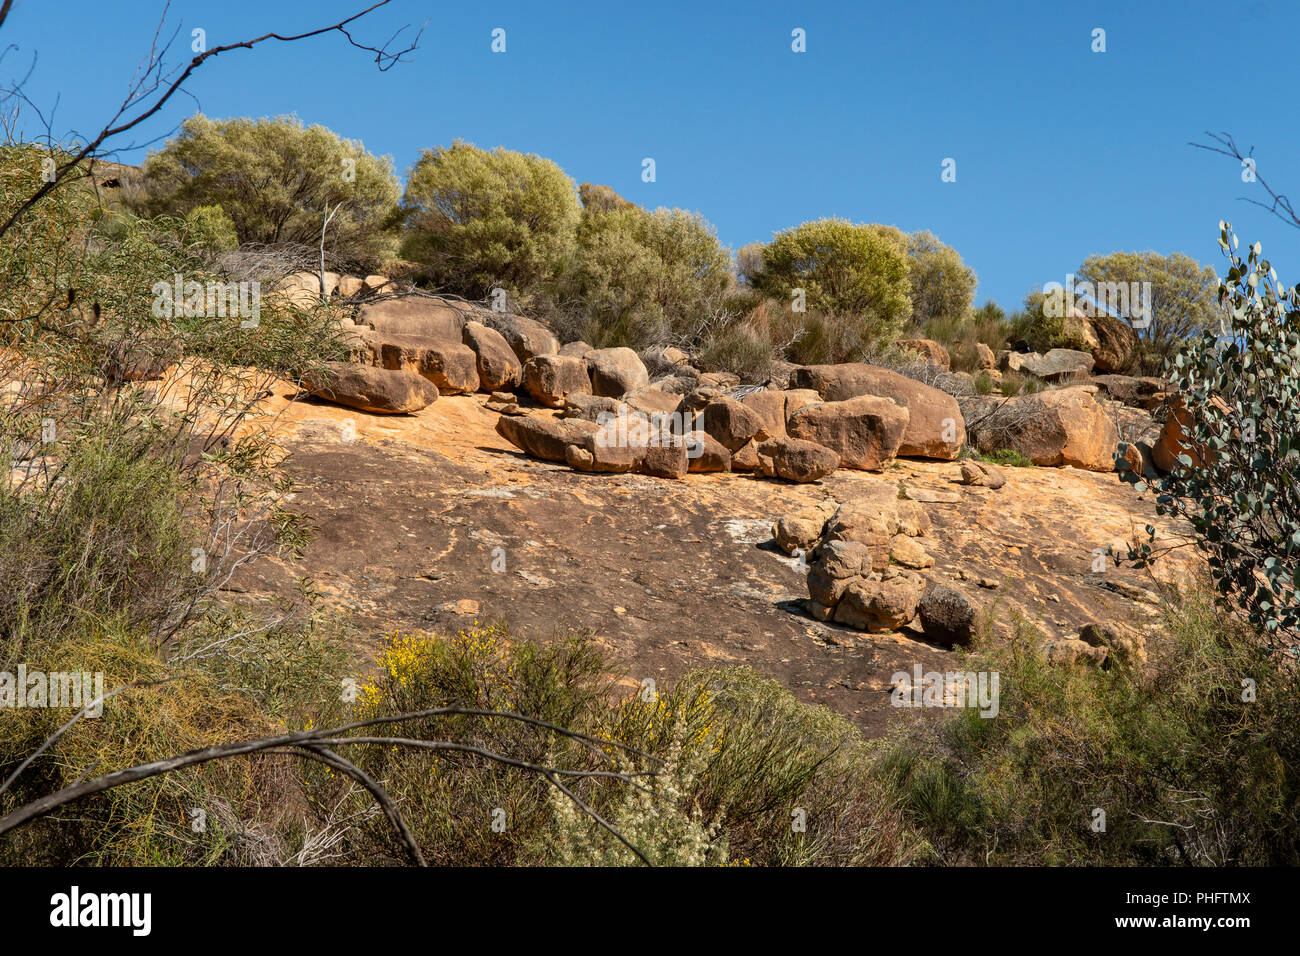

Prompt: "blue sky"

[5,0,1299,309]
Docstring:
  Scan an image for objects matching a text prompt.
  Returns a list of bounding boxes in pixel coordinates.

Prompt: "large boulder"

[789,363,964,459]
[495,414,598,462]
[702,395,770,451]
[565,430,643,473]
[898,338,951,370]
[917,585,977,647]
[484,313,560,363]
[740,389,789,439]
[970,386,1118,471]
[1002,348,1095,383]
[363,331,479,395]
[587,347,650,398]
[640,437,689,479]
[1087,312,1138,374]
[833,576,925,632]
[684,431,731,473]
[523,354,592,408]
[356,296,466,343]
[755,437,838,483]
[463,321,523,392]
[787,394,909,470]
[558,340,594,359]
[305,362,438,414]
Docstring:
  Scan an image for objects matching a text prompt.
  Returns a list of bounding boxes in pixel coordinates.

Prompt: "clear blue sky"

[6,0,1300,309]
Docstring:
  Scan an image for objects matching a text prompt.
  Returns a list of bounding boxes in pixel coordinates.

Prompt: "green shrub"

[750,218,912,346]
[878,585,1300,865]
[134,114,401,270]
[547,197,735,351]
[401,141,580,303]
[1123,224,1300,641]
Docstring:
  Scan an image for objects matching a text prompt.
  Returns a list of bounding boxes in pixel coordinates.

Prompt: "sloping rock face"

[304,362,438,414]
[234,385,1200,736]
[787,394,910,470]
[790,363,965,459]
[971,386,1119,471]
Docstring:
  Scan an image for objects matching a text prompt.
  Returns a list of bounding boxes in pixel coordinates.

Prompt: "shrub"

[401,141,580,303]
[878,585,1300,865]
[548,198,735,351]
[750,218,912,346]
[1123,224,1300,641]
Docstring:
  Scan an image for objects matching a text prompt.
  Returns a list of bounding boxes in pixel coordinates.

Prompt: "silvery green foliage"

[1123,223,1300,641]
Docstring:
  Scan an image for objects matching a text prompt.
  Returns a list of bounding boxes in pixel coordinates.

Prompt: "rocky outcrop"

[305,362,438,414]
[356,296,466,343]
[495,414,598,462]
[1087,312,1138,374]
[957,460,1006,489]
[755,437,839,483]
[485,313,560,363]
[363,331,480,395]
[702,395,770,451]
[899,338,951,370]
[1001,348,1095,383]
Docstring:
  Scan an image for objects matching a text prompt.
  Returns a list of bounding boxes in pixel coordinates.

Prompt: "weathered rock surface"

[755,437,839,483]
[787,394,910,470]
[364,331,480,395]
[305,362,438,414]
[523,354,592,408]
[463,321,523,392]
[495,414,597,461]
[356,296,466,343]
[790,363,965,459]
[485,313,560,364]
[587,347,650,398]
[1002,348,1095,383]
[970,386,1119,471]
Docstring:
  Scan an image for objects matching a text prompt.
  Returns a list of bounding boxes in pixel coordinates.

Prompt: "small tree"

[1122,223,1300,642]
